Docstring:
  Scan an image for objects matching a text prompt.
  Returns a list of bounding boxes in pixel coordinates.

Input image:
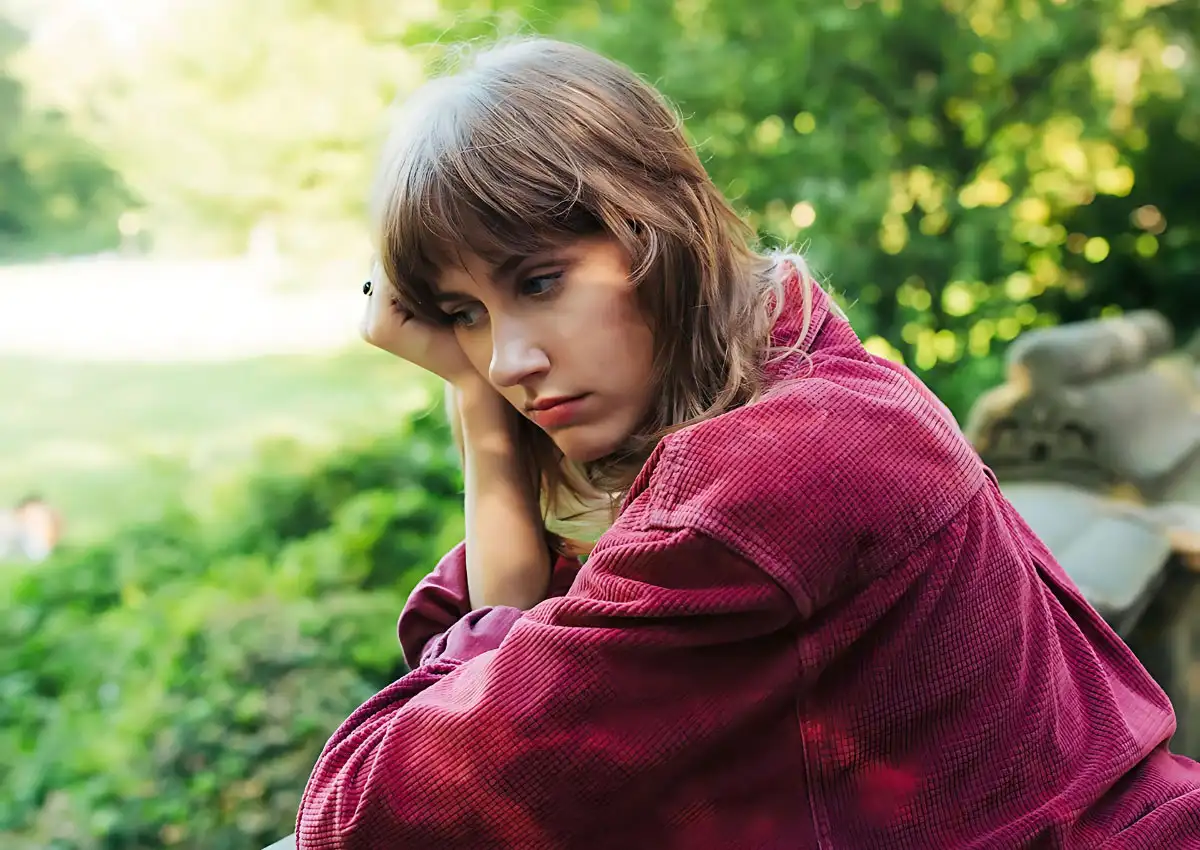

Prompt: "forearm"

[456,383,552,610]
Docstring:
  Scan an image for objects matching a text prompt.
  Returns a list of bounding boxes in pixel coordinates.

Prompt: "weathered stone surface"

[1000,482,1172,635]
[965,310,1200,759]
[966,314,1200,500]
[1007,310,1174,389]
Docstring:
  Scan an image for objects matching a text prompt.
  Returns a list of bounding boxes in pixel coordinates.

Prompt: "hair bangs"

[374,87,606,324]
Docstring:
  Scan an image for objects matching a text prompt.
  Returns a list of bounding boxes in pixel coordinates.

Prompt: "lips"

[526,395,588,429]
[527,395,584,412]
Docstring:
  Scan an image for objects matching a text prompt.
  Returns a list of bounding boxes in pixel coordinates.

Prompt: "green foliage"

[0,12,129,258]
[403,0,1200,416]
[0,411,465,849]
[13,0,1199,407]
[11,0,429,257]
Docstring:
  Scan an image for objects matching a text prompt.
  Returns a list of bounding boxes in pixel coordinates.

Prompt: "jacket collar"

[765,260,834,383]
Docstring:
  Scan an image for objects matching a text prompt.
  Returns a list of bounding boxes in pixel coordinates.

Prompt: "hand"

[360,267,477,386]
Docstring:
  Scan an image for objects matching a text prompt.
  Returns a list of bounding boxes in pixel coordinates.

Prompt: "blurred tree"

[0,11,128,257]
[14,0,429,256]
[12,0,1198,406]
[406,0,1199,414]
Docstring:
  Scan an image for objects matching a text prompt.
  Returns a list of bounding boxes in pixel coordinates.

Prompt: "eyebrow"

[430,253,537,304]
[494,254,527,278]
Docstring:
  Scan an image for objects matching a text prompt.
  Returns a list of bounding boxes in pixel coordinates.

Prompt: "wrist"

[455,382,520,449]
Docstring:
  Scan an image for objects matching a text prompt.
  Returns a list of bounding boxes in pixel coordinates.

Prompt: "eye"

[449,304,486,329]
[520,271,563,297]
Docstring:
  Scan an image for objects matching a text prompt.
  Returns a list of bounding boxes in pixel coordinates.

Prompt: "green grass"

[0,348,441,543]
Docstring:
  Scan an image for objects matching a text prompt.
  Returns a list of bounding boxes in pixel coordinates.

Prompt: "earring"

[362,281,373,296]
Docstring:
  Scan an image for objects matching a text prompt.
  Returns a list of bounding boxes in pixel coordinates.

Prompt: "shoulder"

[623,348,986,613]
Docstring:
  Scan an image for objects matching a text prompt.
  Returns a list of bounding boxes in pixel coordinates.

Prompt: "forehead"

[425,235,630,304]
[430,246,521,295]
[431,236,600,292]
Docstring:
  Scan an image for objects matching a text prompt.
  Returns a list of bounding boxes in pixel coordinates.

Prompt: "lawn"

[0,348,439,543]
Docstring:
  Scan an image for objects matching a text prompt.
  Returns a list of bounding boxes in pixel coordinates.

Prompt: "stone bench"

[965,310,1200,757]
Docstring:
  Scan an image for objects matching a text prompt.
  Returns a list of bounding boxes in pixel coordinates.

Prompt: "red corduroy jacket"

[297,272,1200,849]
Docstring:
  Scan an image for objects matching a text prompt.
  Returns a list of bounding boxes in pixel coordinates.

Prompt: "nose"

[489,317,550,388]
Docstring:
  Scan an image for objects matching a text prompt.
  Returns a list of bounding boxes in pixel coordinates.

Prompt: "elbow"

[296,750,395,850]
[295,780,354,850]
[295,664,465,847]
[296,787,385,850]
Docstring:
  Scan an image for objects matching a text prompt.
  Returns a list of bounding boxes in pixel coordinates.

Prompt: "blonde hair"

[372,37,813,551]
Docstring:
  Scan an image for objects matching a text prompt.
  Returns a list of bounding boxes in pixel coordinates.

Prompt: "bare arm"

[454,380,552,611]
[358,271,552,611]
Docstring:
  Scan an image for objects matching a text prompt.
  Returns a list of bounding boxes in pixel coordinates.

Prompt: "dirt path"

[0,256,365,361]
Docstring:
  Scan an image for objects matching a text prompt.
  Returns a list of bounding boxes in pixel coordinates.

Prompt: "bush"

[0,410,464,849]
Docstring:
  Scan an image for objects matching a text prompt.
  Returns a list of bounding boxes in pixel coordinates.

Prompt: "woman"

[296,37,1200,849]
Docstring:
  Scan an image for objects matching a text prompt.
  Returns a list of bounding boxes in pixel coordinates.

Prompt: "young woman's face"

[434,234,656,463]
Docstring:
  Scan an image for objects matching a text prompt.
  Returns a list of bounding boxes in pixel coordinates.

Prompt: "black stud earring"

[362,281,373,296]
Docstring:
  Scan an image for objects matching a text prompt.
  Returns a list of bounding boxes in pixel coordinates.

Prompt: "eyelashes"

[519,271,564,297]
[444,271,566,329]
[448,305,485,328]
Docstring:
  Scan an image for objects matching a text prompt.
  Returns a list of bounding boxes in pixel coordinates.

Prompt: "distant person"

[0,495,63,563]
[295,38,1200,849]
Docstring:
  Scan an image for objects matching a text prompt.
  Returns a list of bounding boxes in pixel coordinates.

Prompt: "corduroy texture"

[297,273,1200,849]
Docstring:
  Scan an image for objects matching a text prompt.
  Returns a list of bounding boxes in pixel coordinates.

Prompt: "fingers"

[360,275,418,353]
[391,293,414,325]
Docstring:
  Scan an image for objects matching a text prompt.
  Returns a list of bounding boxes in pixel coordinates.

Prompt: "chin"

[552,430,626,465]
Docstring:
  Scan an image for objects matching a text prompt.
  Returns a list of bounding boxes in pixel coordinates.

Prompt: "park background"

[1,0,1197,847]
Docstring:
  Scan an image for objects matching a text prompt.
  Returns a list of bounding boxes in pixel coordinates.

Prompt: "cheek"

[583,289,654,363]
[609,307,655,385]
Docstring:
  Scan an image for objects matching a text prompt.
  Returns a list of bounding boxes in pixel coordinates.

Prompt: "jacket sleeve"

[397,541,583,668]
[296,526,796,849]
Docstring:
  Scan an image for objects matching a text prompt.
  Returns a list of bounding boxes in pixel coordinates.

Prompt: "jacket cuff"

[397,541,582,668]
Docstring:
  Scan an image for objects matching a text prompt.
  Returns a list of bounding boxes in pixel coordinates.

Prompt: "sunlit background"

[1,0,1197,847]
